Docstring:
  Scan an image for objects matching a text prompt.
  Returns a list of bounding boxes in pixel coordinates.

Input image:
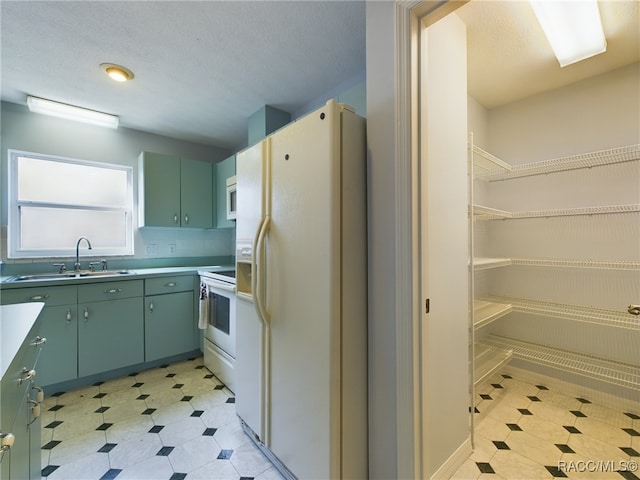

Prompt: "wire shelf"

[477,144,640,182]
[483,295,639,330]
[474,257,512,270]
[474,203,640,220]
[472,204,512,219]
[511,204,640,219]
[474,300,513,330]
[484,335,640,391]
[474,343,513,387]
[509,258,640,271]
[471,145,512,173]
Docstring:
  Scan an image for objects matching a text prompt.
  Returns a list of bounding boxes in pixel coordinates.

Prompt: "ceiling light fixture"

[27,96,119,129]
[530,0,607,67]
[100,63,135,82]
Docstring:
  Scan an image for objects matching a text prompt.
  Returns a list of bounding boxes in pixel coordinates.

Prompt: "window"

[8,150,134,258]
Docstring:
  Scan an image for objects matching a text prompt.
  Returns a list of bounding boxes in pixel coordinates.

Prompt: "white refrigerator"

[234,100,368,479]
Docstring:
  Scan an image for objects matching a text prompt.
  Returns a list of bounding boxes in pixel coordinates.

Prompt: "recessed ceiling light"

[100,63,135,82]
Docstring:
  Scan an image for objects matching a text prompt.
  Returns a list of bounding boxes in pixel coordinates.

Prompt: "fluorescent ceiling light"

[530,0,607,67]
[27,96,119,129]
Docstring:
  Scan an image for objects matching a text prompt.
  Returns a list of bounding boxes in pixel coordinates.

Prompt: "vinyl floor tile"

[451,375,640,480]
[41,356,284,480]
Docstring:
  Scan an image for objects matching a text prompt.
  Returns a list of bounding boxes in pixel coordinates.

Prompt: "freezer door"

[236,141,266,254]
[265,101,340,478]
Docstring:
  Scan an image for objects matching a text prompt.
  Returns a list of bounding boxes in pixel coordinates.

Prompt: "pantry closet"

[465,36,640,438]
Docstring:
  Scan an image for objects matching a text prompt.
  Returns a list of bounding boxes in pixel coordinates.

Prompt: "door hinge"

[425,298,430,314]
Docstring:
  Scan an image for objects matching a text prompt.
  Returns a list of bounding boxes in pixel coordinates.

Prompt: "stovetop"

[198,268,236,284]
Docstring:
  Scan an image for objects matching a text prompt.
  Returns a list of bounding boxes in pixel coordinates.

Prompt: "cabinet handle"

[628,304,640,315]
[104,288,123,294]
[29,294,49,301]
[32,385,44,403]
[29,336,47,347]
[27,398,41,427]
[184,213,189,224]
[0,432,15,461]
[165,282,177,287]
[84,307,89,321]
[173,213,179,224]
[66,309,72,324]
[149,302,154,312]
[18,368,36,385]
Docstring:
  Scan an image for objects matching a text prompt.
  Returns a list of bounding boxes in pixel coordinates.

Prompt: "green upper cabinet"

[214,154,236,229]
[181,157,213,228]
[139,152,213,228]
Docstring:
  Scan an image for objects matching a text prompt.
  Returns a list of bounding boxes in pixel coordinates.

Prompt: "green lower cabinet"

[78,297,144,377]
[34,305,78,386]
[145,291,195,362]
[0,324,42,480]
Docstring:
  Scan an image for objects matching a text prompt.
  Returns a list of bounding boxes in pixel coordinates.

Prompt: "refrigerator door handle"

[251,218,264,308]
[254,216,271,326]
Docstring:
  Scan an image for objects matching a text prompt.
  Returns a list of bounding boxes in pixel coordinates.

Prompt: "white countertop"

[1,302,44,379]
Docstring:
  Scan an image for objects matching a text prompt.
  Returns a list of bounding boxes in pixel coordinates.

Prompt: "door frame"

[393,2,469,478]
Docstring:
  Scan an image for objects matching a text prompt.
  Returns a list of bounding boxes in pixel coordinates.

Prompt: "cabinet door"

[0,329,40,480]
[139,152,181,227]
[214,155,236,229]
[78,297,144,377]
[180,158,213,228]
[145,291,194,362]
[34,305,77,386]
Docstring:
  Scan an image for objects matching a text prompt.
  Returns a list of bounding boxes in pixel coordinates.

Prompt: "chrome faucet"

[74,237,92,272]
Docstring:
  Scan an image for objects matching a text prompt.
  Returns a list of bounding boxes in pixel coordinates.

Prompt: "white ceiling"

[457,0,640,109]
[0,1,366,151]
[1,1,638,152]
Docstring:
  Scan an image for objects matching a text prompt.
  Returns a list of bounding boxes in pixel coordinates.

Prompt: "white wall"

[0,101,235,263]
[487,63,640,163]
[366,2,400,478]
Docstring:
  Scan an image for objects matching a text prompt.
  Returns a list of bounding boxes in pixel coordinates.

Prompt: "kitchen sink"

[6,270,135,282]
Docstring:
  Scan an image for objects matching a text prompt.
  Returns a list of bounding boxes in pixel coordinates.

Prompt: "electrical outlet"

[169,244,176,255]
[145,244,157,256]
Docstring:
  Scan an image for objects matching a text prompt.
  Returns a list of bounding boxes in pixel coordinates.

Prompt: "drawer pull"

[165,282,177,287]
[104,288,123,294]
[29,336,47,347]
[29,294,49,301]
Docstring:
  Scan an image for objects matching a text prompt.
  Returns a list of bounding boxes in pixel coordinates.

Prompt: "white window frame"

[8,149,134,259]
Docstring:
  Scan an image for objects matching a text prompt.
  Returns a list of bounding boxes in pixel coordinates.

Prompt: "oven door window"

[209,291,230,335]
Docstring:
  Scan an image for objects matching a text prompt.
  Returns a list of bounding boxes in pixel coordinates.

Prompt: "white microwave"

[226,175,237,221]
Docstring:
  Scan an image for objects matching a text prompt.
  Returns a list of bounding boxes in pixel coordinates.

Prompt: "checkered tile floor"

[40,356,284,480]
[452,373,640,479]
[40,358,640,479]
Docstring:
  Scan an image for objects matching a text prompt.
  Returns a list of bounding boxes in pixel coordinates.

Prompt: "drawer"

[0,285,77,307]
[78,280,144,303]
[145,275,194,295]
